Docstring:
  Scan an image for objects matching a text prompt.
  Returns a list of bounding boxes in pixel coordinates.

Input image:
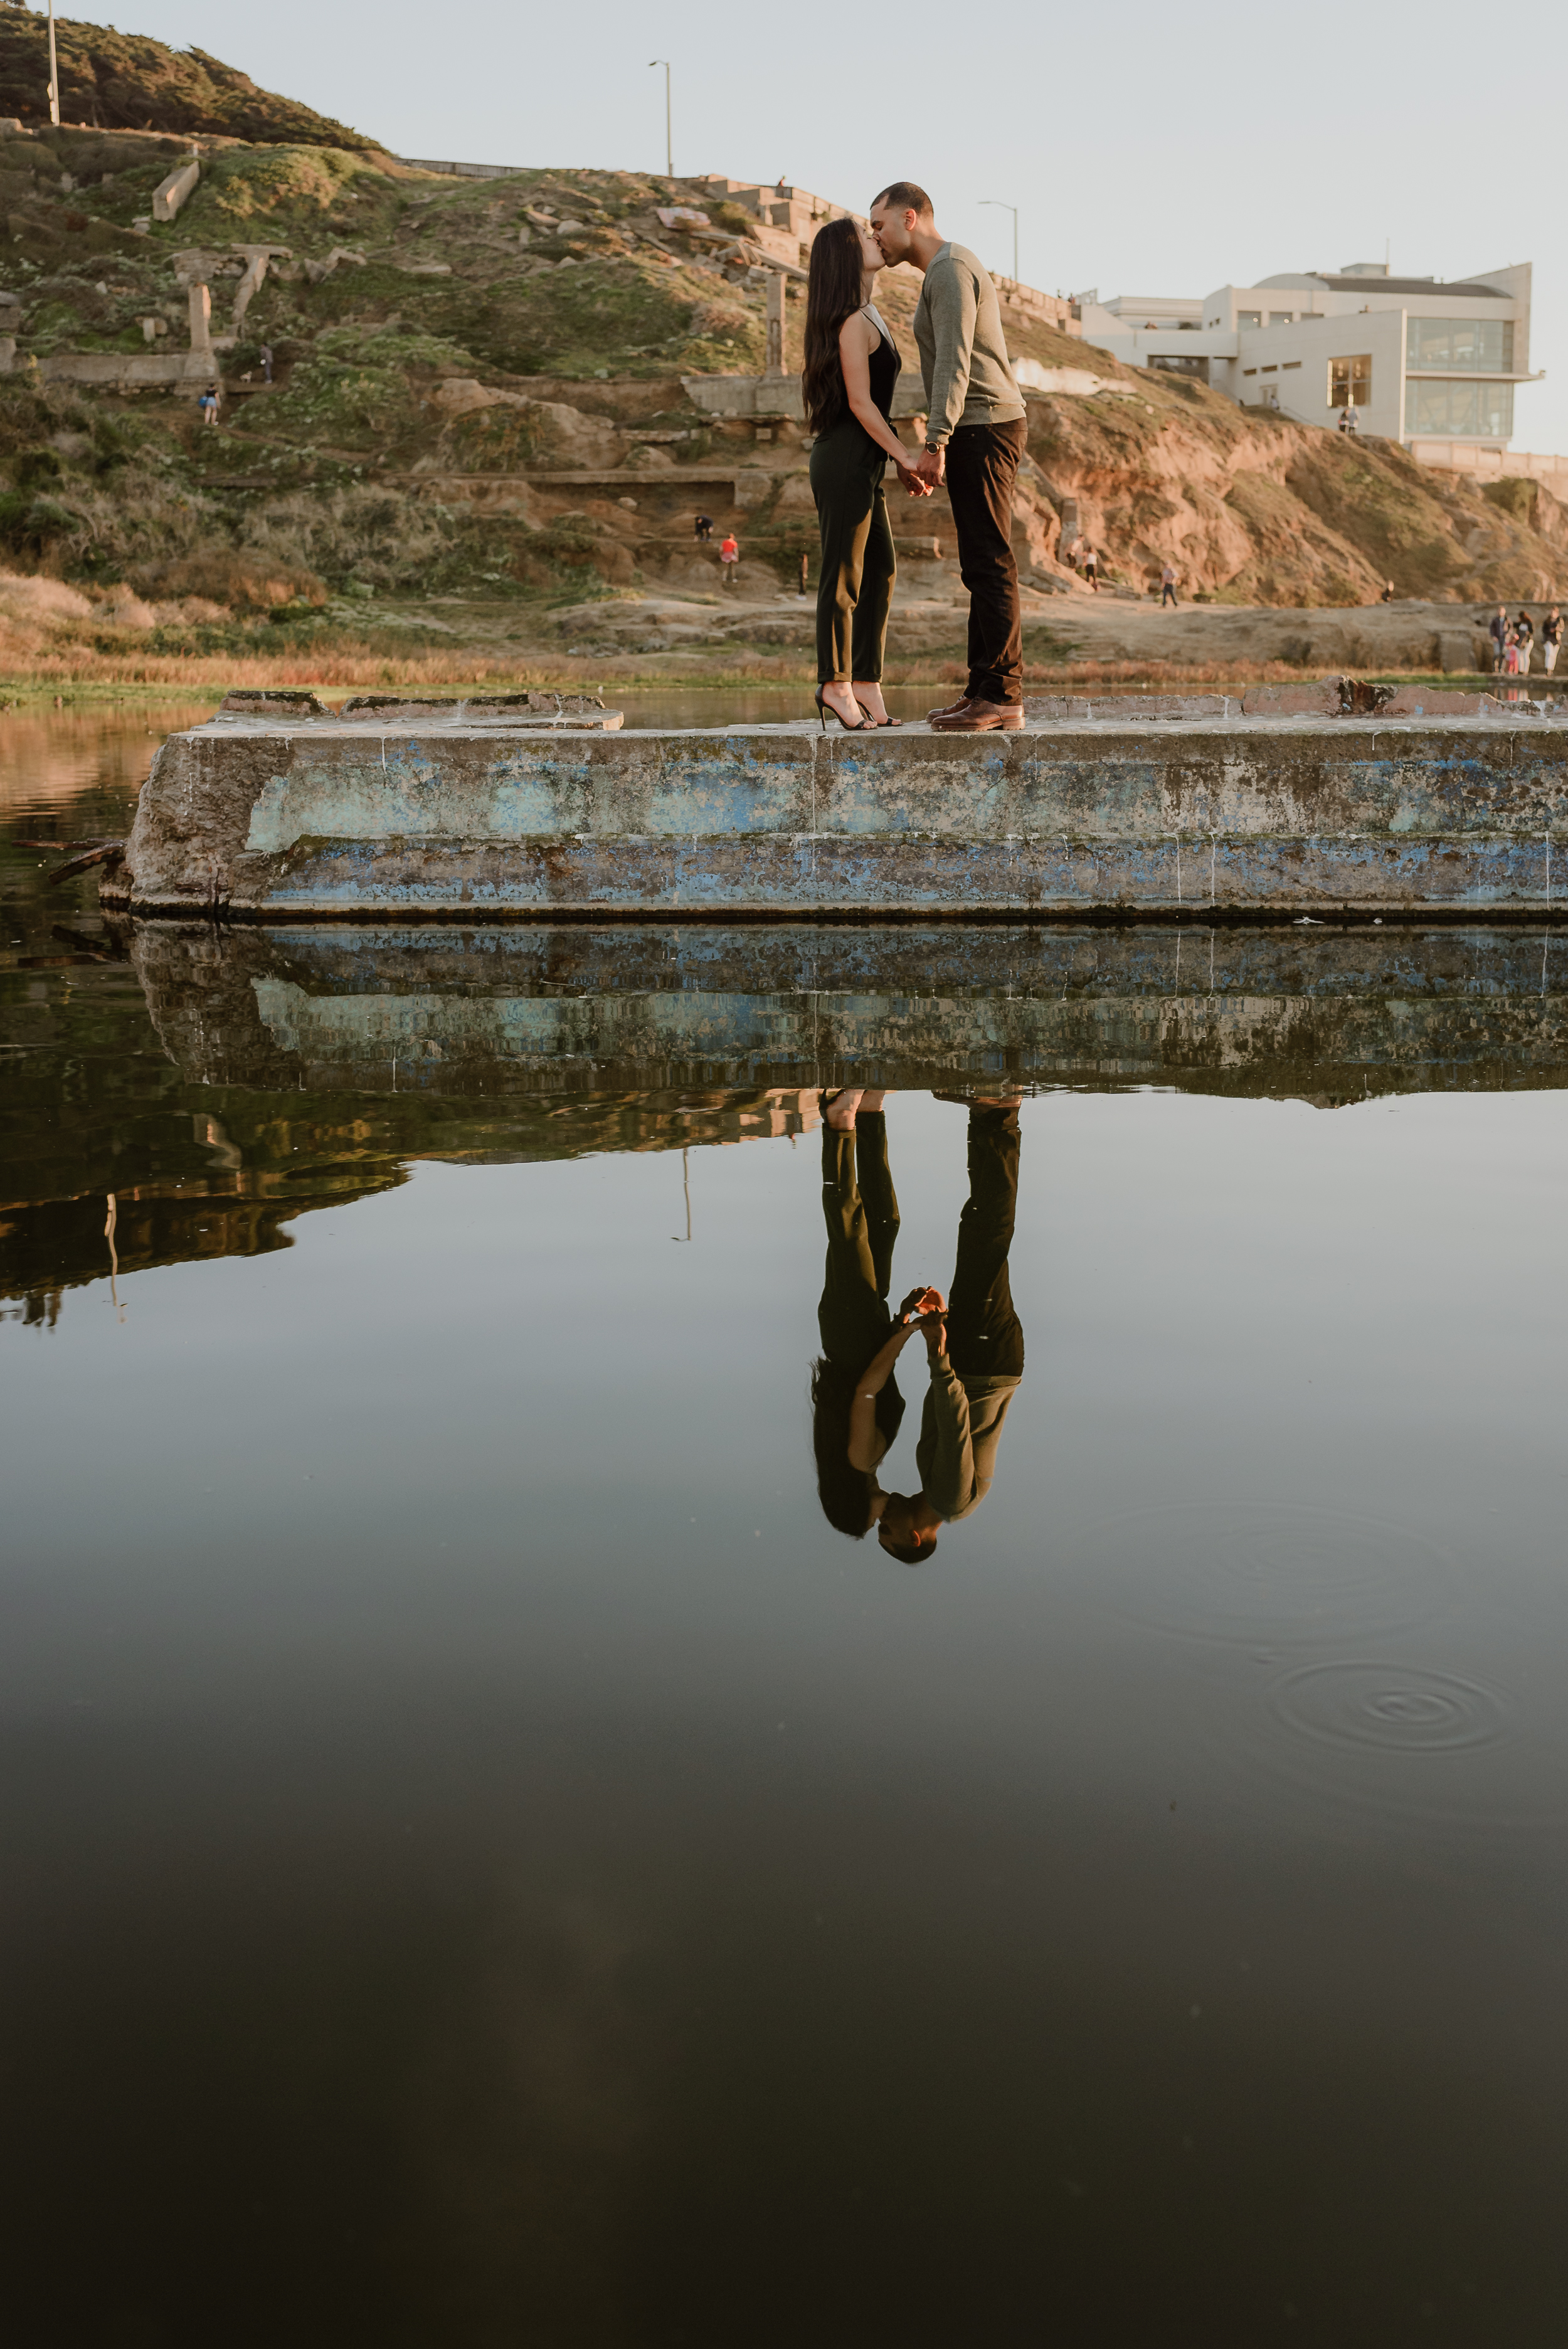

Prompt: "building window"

[1282,359,1301,370]
[1403,379,1515,438]
[1405,317,1514,373]
[1268,311,1293,325]
[1261,364,1277,374]
[1237,309,1261,328]
[1328,354,1372,407]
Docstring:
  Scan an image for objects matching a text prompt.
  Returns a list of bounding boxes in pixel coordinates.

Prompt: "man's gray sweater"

[913,242,1026,449]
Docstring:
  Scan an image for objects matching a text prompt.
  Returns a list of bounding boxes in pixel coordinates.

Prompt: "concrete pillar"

[765,274,785,378]
[188,282,211,354]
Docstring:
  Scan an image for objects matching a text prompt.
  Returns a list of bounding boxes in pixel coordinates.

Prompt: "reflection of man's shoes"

[929,700,1025,733]
[933,1090,1027,1108]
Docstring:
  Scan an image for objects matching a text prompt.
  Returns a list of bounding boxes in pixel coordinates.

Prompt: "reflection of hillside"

[12,899,1568,1326]
[1,905,818,1318]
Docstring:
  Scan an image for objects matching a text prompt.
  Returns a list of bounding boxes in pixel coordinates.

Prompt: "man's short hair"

[871,182,933,220]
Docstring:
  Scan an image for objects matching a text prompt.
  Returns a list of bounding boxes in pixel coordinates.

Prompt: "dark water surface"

[5,713,1568,2346]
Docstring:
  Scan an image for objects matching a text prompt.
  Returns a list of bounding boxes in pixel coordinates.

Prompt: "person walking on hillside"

[694,513,713,542]
[1083,547,1099,593]
[1515,608,1535,676]
[869,182,1028,732]
[1490,603,1510,674]
[1160,560,1178,608]
[803,213,931,730]
[259,342,273,384]
[719,530,739,587]
[1544,605,1562,676]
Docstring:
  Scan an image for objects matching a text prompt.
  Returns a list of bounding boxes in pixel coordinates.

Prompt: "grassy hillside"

[0,125,1561,686]
[0,11,375,146]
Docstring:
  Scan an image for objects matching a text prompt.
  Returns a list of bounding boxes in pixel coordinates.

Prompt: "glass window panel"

[1237,310,1261,327]
[1268,312,1293,325]
[1328,356,1373,407]
[1402,379,1514,437]
[1404,317,1513,371]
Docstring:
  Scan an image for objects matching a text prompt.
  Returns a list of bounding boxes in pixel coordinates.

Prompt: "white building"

[1078,263,1538,459]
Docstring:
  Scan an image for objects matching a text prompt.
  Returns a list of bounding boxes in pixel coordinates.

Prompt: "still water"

[5,708,1568,2344]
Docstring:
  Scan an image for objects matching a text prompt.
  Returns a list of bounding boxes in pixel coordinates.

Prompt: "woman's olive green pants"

[809,423,895,684]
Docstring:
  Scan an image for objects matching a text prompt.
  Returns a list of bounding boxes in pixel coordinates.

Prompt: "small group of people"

[692,512,741,584]
[804,181,1028,733]
[1337,405,1360,437]
[811,1087,1024,1559]
[1490,603,1562,676]
[1064,534,1099,590]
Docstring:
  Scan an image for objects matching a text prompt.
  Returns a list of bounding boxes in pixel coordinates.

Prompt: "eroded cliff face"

[958,327,1567,607]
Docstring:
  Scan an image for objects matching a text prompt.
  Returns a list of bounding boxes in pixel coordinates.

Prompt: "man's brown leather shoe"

[929,700,1025,733]
[926,693,974,720]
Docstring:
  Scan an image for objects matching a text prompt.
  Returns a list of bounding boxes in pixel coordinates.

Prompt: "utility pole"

[46,0,60,127]
[981,199,1018,285]
[648,59,672,179]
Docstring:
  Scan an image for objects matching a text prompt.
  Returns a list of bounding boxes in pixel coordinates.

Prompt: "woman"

[1515,609,1534,676]
[1544,606,1562,677]
[803,216,929,731]
[809,1086,930,1536]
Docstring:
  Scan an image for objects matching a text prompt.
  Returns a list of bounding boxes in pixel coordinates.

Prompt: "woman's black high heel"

[816,686,871,732]
[853,696,903,728]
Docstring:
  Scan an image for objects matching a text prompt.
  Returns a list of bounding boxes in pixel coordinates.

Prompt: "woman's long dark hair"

[802,216,867,437]
[809,1357,905,1538]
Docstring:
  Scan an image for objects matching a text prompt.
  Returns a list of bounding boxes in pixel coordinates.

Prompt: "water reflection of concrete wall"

[134,923,1568,1103]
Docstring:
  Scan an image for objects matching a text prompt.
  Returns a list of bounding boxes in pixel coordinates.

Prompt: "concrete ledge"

[108,716,1568,921]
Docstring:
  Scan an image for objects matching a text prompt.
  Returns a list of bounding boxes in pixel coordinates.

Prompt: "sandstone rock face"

[428,383,625,470]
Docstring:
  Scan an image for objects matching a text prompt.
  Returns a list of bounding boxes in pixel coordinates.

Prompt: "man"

[1490,603,1509,674]
[876,1098,1026,1562]
[869,183,1028,733]
[1543,605,1562,676]
[1161,560,1178,608]
[694,512,712,542]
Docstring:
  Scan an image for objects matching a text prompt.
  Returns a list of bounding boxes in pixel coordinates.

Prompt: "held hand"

[893,461,932,500]
[913,445,945,490]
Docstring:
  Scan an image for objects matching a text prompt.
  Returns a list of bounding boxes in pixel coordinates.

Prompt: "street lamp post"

[46,0,61,127]
[648,59,672,179]
[980,199,1018,285]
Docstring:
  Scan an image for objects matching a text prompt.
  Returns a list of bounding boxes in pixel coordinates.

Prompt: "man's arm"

[913,256,977,486]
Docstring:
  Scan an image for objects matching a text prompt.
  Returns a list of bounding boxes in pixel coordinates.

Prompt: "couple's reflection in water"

[810,1088,1025,1560]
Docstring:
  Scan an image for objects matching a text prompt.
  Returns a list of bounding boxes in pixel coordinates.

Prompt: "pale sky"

[70,0,1566,455]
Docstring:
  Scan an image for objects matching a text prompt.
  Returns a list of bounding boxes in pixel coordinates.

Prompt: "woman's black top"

[866,315,900,420]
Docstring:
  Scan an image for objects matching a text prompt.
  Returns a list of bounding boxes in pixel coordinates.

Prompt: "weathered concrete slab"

[105,714,1568,920]
[130,920,1568,1103]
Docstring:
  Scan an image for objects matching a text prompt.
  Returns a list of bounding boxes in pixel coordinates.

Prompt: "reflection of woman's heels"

[816,686,871,732]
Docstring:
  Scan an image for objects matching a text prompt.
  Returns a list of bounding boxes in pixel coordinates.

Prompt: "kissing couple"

[805,179,1028,735]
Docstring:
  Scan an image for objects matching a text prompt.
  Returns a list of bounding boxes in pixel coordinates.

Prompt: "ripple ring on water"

[1269,1662,1515,1755]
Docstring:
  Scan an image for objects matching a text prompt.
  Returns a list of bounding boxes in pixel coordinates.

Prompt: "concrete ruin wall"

[104,708,1568,923]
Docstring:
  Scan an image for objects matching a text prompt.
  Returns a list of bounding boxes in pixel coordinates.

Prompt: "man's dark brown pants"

[943,416,1027,705]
